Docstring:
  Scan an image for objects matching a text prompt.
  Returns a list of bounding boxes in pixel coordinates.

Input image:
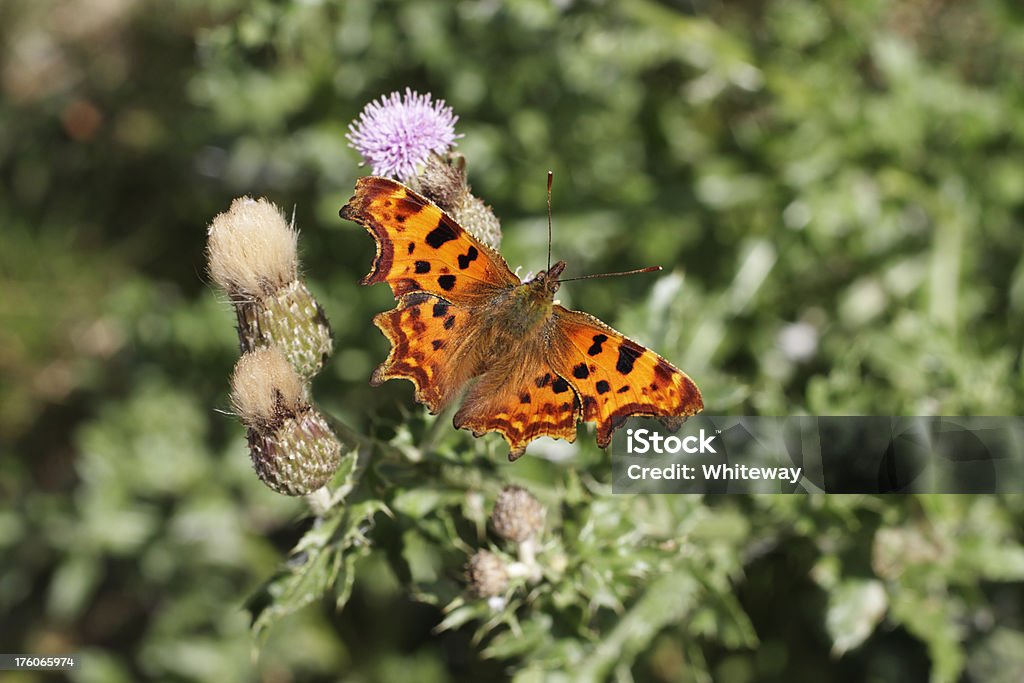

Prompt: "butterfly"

[339,176,703,461]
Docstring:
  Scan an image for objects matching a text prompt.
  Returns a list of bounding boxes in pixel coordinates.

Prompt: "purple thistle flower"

[347,88,461,180]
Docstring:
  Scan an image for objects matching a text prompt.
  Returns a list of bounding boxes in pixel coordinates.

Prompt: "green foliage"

[3,0,1024,681]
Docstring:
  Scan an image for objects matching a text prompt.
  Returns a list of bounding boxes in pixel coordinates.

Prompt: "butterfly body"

[482,261,563,335]
[341,177,703,461]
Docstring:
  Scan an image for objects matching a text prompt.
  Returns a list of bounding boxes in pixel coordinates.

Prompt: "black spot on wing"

[616,341,644,375]
[407,243,415,254]
[432,340,444,350]
[443,315,456,330]
[432,302,449,318]
[438,274,456,290]
[519,393,531,404]
[617,385,630,393]
[588,334,608,356]
[596,380,610,394]
[552,377,569,394]
[414,261,431,274]
[457,246,479,269]
[535,373,551,388]
[572,363,590,379]
[425,217,458,249]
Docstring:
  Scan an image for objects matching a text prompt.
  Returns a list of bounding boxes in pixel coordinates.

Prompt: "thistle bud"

[415,154,502,250]
[490,485,545,543]
[230,348,341,496]
[451,191,502,251]
[465,550,509,598]
[208,197,332,381]
[416,153,467,211]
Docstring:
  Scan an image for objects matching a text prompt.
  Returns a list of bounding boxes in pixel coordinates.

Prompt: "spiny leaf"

[574,570,700,682]
[247,499,386,643]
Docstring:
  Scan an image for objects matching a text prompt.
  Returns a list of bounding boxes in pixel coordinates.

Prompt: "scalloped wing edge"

[339,176,517,293]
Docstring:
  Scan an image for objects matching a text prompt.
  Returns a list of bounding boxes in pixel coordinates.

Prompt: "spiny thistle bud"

[416,153,502,250]
[416,153,467,211]
[208,197,332,381]
[230,348,341,496]
[451,189,502,251]
[490,485,545,543]
[465,550,509,598]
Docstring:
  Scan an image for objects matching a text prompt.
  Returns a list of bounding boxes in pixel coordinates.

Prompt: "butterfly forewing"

[340,176,519,303]
[548,307,703,448]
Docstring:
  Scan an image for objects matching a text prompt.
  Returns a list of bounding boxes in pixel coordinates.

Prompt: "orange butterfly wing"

[341,176,519,418]
[339,176,519,302]
[548,307,703,448]
[370,292,477,413]
[372,289,583,456]
[452,356,582,461]
[342,176,704,460]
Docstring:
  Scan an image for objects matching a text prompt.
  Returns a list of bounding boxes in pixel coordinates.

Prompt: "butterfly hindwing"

[453,358,581,461]
[549,307,703,448]
[340,176,519,303]
[371,292,477,413]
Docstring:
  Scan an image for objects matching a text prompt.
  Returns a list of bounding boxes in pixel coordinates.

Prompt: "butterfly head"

[530,260,566,297]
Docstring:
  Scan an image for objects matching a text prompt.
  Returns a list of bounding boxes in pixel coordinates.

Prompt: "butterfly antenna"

[559,266,663,283]
[546,171,554,272]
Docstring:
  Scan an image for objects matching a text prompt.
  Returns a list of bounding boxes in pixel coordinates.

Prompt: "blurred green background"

[3,0,1024,681]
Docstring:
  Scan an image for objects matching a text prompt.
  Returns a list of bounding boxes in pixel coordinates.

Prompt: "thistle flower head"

[347,88,460,180]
